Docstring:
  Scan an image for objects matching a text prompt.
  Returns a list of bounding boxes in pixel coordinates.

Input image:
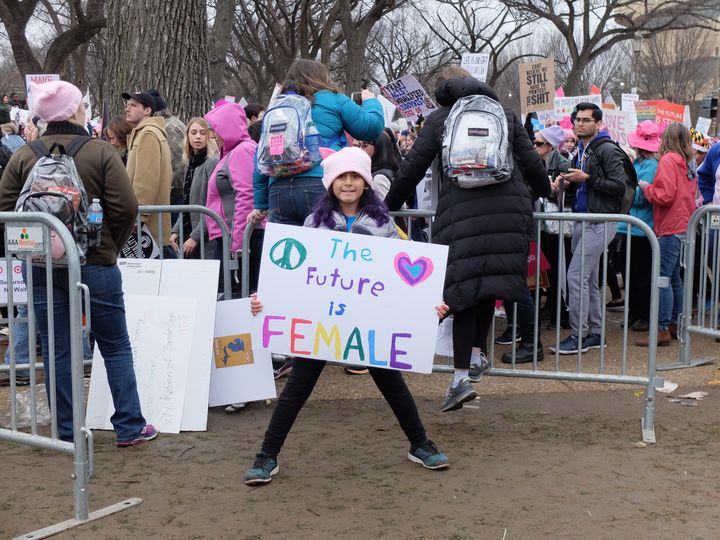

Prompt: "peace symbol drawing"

[269,238,307,270]
[394,252,434,287]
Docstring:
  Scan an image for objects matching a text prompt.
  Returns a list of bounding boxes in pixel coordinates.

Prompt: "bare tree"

[104,0,211,120]
[637,29,717,103]
[413,0,536,86]
[0,0,105,78]
[499,0,719,95]
[208,0,239,101]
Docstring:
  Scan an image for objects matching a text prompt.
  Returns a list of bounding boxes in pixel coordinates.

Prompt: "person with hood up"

[384,67,549,412]
[204,102,263,296]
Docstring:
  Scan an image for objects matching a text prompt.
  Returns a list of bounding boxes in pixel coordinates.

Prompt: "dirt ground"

[2,325,720,539]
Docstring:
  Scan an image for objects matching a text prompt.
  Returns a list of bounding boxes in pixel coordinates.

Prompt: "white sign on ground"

[86,294,196,434]
[209,298,276,407]
[252,223,448,374]
[87,258,219,432]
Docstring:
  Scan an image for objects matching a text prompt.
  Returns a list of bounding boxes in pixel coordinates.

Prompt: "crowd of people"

[1,60,720,485]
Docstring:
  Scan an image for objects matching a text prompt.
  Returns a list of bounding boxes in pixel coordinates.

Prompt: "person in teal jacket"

[617,121,660,331]
[248,59,384,227]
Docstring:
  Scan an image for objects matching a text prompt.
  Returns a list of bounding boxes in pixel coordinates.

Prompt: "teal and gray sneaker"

[408,440,449,470]
[244,453,279,486]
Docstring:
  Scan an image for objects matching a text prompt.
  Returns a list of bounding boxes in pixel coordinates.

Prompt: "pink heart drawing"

[394,252,434,287]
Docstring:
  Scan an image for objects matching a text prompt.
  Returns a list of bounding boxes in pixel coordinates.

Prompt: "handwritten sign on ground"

[253,223,448,374]
[461,52,491,83]
[91,258,220,431]
[209,299,276,407]
[519,58,555,114]
[86,294,196,434]
[554,94,602,118]
[0,259,26,305]
[601,108,638,149]
[380,75,437,123]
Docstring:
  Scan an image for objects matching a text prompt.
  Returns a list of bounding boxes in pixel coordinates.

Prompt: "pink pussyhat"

[29,81,82,122]
[320,147,373,190]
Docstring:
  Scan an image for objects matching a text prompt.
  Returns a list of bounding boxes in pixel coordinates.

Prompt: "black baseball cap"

[122,91,156,112]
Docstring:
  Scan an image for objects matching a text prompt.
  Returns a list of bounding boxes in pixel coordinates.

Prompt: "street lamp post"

[632,36,643,94]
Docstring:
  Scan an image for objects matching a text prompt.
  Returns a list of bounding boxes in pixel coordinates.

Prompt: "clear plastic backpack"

[257,93,320,178]
[16,137,101,264]
[441,95,513,188]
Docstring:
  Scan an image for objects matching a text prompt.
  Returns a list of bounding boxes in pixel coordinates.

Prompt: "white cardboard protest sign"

[535,109,556,127]
[209,299,276,407]
[9,107,30,126]
[621,93,639,114]
[380,75,437,123]
[601,108,638,149]
[696,116,712,135]
[554,94,602,118]
[0,260,27,305]
[25,74,60,109]
[86,294,196,434]
[88,258,219,432]
[519,58,555,114]
[461,52,490,83]
[377,94,398,128]
[252,223,448,374]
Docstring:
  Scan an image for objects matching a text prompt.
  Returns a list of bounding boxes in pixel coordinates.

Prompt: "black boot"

[501,341,545,364]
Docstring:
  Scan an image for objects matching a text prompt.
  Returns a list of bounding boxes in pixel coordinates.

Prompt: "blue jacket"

[253,90,384,209]
[617,157,658,237]
[698,142,720,205]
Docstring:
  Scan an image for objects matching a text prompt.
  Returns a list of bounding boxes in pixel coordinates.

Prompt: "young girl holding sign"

[244,146,449,485]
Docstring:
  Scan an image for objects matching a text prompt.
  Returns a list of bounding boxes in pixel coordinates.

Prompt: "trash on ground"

[677,391,709,400]
[654,380,678,393]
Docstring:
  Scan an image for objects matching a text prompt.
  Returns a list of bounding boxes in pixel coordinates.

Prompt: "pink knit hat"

[320,146,373,190]
[29,81,83,122]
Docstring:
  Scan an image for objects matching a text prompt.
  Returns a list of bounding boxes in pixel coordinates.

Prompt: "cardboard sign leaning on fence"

[252,223,449,374]
[0,259,27,305]
[380,75,437,123]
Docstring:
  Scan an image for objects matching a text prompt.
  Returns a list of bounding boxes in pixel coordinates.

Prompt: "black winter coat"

[385,77,549,312]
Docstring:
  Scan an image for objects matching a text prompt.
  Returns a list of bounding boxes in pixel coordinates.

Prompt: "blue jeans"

[30,264,146,441]
[658,234,683,330]
[268,176,325,226]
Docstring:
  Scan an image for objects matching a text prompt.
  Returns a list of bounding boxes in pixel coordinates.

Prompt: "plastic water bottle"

[305,121,321,162]
[87,198,103,226]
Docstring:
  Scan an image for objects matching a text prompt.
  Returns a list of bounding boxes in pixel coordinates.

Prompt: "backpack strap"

[28,140,49,160]
[64,136,92,157]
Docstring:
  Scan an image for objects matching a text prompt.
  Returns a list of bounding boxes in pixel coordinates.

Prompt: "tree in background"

[104,0,211,120]
[500,0,719,95]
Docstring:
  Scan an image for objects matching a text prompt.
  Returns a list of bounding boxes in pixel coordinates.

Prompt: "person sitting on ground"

[243,146,450,486]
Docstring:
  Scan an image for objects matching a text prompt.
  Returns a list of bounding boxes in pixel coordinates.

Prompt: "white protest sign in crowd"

[461,52,490,83]
[252,223,448,374]
[380,75,437,123]
[601,108,638,149]
[554,94,603,118]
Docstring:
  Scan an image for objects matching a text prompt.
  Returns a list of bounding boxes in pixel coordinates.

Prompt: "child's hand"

[435,302,449,318]
[250,292,263,316]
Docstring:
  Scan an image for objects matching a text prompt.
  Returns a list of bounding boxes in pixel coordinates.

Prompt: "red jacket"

[642,152,697,237]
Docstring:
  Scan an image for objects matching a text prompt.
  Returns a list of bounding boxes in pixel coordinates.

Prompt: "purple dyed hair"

[309,186,391,229]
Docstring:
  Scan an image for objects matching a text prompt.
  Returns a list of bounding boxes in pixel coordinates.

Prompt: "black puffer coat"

[385,77,549,312]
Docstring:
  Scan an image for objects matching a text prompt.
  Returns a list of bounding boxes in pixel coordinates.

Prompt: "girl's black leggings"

[452,300,496,370]
[261,359,427,458]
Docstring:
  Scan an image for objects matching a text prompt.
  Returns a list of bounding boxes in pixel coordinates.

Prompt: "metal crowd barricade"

[135,205,234,300]
[1,213,140,538]
[431,212,662,444]
[665,204,720,370]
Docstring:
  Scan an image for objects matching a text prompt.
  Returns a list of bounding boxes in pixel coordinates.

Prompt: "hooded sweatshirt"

[204,103,260,251]
[697,141,720,205]
[642,151,697,236]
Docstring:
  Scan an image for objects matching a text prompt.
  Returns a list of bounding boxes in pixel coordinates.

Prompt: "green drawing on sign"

[269,238,307,270]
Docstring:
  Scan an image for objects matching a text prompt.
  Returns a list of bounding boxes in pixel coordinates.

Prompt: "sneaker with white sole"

[468,353,491,382]
[549,335,588,355]
[408,440,449,470]
[116,424,158,447]
[440,378,477,412]
[244,453,279,485]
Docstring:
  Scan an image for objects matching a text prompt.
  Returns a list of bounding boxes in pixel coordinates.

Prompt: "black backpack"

[585,138,638,214]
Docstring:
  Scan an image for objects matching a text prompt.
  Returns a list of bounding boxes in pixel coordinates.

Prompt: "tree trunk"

[104,0,211,121]
[208,0,237,101]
